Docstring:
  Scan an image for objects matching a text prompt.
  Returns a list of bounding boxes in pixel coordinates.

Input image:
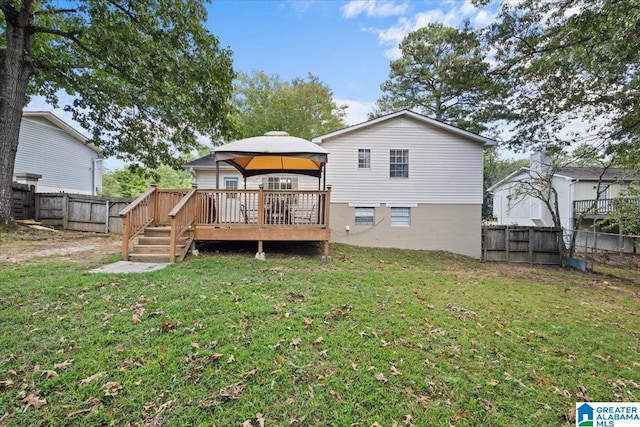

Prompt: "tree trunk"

[0,3,35,225]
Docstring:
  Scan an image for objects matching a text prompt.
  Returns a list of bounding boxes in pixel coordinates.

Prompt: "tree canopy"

[101,164,193,198]
[0,0,235,223]
[485,0,640,167]
[233,71,347,140]
[371,23,498,134]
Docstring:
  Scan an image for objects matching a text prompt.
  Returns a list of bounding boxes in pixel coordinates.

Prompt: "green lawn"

[1,243,639,426]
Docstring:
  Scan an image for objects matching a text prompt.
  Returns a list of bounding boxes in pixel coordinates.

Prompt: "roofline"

[486,166,638,193]
[487,167,529,193]
[22,111,102,156]
[311,109,497,147]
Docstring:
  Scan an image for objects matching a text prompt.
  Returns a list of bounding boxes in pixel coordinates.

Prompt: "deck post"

[257,185,265,227]
[121,213,129,260]
[150,182,158,226]
[169,216,177,263]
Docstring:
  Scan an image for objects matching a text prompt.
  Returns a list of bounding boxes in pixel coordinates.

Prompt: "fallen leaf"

[132,314,141,324]
[209,353,224,360]
[41,370,58,378]
[242,421,253,427]
[414,394,429,409]
[81,372,104,384]
[101,381,123,397]
[487,379,499,386]
[227,355,235,364]
[291,337,301,347]
[314,336,324,345]
[375,373,388,383]
[319,349,329,356]
[256,412,265,427]
[220,382,246,400]
[241,368,259,379]
[20,393,47,411]
[191,342,200,349]
[0,379,16,388]
[67,398,102,417]
[303,318,313,326]
[391,365,402,376]
[370,423,383,427]
[405,414,413,425]
[54,360,74,370]
[351,363,358,371]
[329,390,343,400]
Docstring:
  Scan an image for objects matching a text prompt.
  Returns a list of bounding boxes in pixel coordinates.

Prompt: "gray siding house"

[14,112,103,195]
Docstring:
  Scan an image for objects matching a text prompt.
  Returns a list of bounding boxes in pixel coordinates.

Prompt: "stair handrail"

[119,184,157,260]
[168,186,198,262]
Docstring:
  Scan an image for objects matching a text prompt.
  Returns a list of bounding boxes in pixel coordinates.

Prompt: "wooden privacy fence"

[12,182,37,220]
[482,225,563,265]
[36,193,133,234]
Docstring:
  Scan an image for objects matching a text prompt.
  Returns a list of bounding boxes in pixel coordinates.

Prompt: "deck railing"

[119,187,191,260]
[119,185,157,259]
[573,198,640,217]
[168,187,198,262]
[194,189,329,227]
[121,187,331,260]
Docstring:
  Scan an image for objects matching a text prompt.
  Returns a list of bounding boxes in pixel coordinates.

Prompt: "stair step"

[144,227,172,237]
[138,236,189,245]
[133,244,185,254]
[128,253,171,263]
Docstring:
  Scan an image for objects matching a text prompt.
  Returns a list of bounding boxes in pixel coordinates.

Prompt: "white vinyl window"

[390,149,409,178]
[263,176,298,190]
[390,207,411,226]
[355,207,375,226]
[358,149,371,169]
[224,177,239,198]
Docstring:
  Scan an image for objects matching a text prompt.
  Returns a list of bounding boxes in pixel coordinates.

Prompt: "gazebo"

[120,131,332,262]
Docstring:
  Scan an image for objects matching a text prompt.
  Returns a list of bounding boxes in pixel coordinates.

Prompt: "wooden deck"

[120,185,331,262]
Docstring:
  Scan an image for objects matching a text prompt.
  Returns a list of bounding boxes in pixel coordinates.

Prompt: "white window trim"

[386,203,418,208]
[349,202,381,208]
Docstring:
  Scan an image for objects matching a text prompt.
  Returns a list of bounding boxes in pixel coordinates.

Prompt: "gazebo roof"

[211,131,328,178]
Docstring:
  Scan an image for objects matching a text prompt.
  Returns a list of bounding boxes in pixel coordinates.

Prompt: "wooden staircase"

[128,226,193,263]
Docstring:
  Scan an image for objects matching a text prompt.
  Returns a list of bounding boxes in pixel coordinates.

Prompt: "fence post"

[528,228,534,264]
[105,199,110,233]
[584,231,589,270]
[62,194,69,230]
[505,225,510,262]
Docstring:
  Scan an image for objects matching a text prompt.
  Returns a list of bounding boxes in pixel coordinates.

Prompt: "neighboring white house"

[184,110,495,259]
[13,111,103,195]
[489,152,639,230]
[488,152,640,251]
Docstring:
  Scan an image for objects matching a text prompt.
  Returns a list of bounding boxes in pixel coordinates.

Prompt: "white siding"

[14,117,101,194]
[321,115,483,204]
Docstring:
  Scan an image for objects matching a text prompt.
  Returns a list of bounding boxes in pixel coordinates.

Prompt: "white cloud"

[370,1,499,60]
[341,0,409,19]
[336,98,375,125]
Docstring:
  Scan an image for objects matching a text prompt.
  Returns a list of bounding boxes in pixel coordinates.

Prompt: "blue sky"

[26,0,500,168]
[205,0,498,124]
